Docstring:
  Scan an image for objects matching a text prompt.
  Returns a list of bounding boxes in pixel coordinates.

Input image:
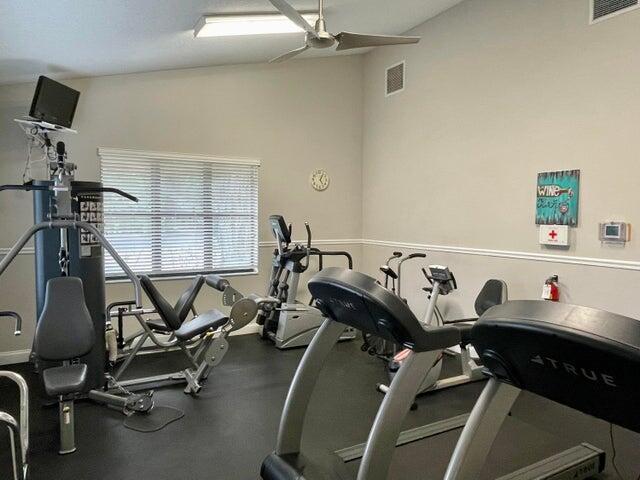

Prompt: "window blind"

[98,148,259,279]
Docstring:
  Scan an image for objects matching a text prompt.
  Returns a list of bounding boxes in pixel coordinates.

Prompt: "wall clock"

[310,169,330,191]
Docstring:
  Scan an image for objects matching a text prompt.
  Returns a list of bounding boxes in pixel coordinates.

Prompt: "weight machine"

[0,121,181,453]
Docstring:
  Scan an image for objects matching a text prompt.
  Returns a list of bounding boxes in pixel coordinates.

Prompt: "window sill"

[105,269,259,284]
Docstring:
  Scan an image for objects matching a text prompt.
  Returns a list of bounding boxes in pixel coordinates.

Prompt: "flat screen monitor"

[29,76,80,128]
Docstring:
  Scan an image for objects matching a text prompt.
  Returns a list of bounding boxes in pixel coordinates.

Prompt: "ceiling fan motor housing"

[307,30,335,49]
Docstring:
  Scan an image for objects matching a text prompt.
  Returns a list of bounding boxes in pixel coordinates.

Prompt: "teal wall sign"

[536,170,580,226]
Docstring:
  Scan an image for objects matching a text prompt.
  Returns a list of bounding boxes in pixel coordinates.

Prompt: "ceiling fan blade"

[268,0,319,38]
[270,45,310,63]
[335,32,421,51]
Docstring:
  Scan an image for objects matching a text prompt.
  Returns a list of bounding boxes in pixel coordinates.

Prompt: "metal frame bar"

[358,350,440,480]
[107,306,202,357]
[0,372,28,480]
[444,377,521,480]
[0,220,143,308]
[112,329,224,394]
[58,399,76,455]
[276,318,346,455]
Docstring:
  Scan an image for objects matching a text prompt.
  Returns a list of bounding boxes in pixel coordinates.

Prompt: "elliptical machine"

[256,215,356,349]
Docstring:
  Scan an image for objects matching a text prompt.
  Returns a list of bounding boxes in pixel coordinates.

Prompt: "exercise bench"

[109,274,247,395]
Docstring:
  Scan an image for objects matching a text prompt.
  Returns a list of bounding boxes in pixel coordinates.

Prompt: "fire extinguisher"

[542,275,560,302]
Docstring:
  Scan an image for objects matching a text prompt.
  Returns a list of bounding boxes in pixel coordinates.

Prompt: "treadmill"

[260,268,637,480]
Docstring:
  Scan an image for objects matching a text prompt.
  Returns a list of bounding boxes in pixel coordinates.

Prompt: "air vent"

[386,61,405,97]
[591,0,639,23]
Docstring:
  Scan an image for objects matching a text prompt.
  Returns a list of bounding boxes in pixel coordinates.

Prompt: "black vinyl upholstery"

[145,318,173,333]
[174,310,229,341]
[140,274,228,339]
[474,279,507,316]
[473,300,640,433]
[34,277,95,361]
[43,364,88,397]
[139,275,182,330]
[174,276,205,323]
[446,279,508,325]
[205,274,231,292]
[308,268,460,353]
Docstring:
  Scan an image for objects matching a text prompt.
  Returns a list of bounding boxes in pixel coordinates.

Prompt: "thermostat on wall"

[599,222,630,244]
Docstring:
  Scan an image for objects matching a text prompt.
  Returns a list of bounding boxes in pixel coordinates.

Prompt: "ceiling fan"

[268,0,421,63]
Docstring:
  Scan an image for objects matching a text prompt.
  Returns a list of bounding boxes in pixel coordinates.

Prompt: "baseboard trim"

[362,239,640,271]
[0,349,31,366]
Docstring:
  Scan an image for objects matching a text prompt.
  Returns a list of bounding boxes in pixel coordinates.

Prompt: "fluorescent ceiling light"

[194,13,318,38]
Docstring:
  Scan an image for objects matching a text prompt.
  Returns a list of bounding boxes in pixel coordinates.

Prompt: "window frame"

[98,147,260,282]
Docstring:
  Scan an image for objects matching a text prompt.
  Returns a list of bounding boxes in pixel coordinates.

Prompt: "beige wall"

[3,0,640,360]
[0,56,363,359]
[361,0,640,318]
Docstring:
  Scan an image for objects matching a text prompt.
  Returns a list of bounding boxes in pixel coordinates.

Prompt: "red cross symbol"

[549,230,558,240]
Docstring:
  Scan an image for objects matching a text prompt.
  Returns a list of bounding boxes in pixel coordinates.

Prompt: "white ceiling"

[0,0,463,85]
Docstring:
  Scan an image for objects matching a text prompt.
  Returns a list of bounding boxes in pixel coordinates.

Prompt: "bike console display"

[424,265,458,294]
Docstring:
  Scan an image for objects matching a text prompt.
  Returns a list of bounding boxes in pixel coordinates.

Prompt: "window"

[99,148,259,279]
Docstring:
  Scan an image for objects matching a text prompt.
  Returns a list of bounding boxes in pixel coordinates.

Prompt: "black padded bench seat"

[139,274,229,340]
[34,277,95,399]
[472,300,640,433]
[174,310,229,341]
[145,318,172,333]
[43,364,88,397]
[146,311,229,339]
[33,276,96,455]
